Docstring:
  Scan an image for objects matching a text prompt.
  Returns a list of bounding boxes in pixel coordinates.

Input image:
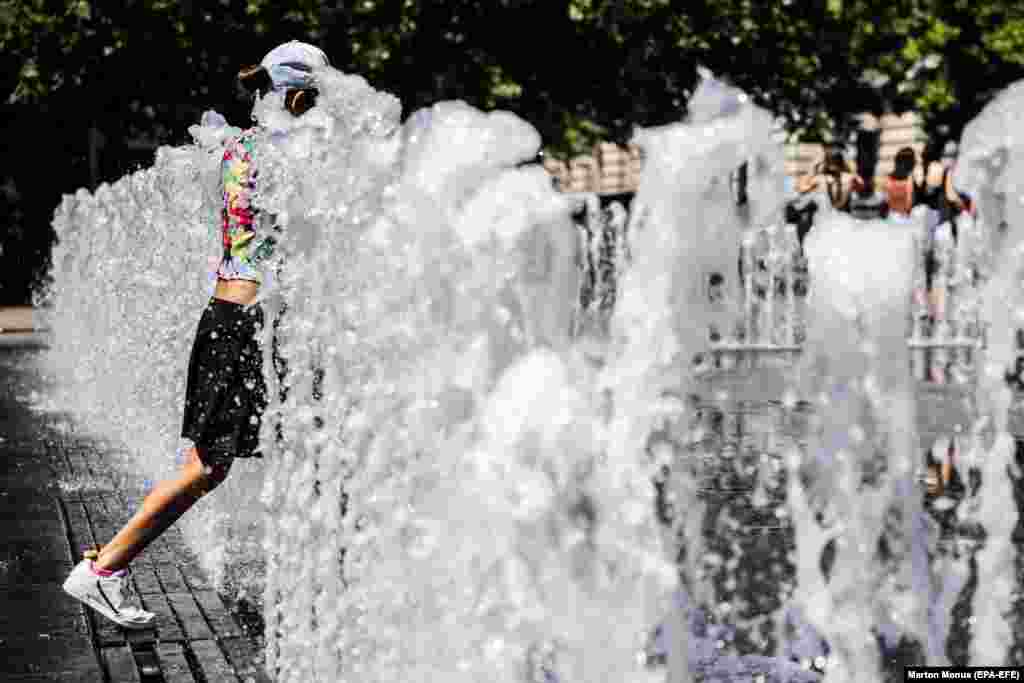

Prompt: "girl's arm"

[878,179,891,217]
[796,173,819,194]
[913,164,925,186]
[944,165,965,209]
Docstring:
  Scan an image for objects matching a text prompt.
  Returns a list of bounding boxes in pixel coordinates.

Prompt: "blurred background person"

[882,146,920,218]
[796,147,866,213]
[789,147,865,249]
[920,140,972,241]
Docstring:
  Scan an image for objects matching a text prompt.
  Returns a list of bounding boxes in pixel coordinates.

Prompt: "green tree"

[6,1,1024,304]
[895,0,1024,142]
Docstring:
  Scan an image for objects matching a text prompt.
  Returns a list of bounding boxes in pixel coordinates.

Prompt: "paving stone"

[191,639,238,682]
[129,554,156,570]
[0,631,101,679]
[131,566,163,596]
[64,448,92,481]
[155,642,196,682]
[0,491,62,520]
[124,624,157,647]
[0,584,90,633]
[4,674,103,682]
[167,592,214,641]
[220,637,272,683]
[0,524,73,585]
[193,590,243,639]
[101,645,141,682]
[100,495,127,519]
[159,530,190,556]
[144,536,177,564]
[44,441,73,479]
[93,613,126,647]
[92,497,119,518]
[140,593,184,643]
[64,502,97,560]
[82,501,118,548]
[178,564,214,591]
[132,648,162,677]
[156,564,190,593]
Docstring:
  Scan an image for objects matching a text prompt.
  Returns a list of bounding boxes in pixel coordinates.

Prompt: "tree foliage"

[6,1,1024,153]
[3,1,1024,303]
[8,1,1024,157]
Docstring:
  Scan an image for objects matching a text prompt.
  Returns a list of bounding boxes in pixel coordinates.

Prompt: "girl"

[918,144,969,242]
[62,40,328,628]
[882,146,919,218]
[796,147,865,213]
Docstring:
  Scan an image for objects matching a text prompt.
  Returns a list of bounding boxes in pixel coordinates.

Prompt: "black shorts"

[181,298,268,465]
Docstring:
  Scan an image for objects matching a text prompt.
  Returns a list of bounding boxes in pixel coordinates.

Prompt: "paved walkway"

[0,333,271,682]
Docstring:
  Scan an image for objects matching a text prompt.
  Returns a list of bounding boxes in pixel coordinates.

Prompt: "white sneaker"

[62,560,155,629]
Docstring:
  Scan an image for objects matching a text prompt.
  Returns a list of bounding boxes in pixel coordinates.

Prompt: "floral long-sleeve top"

[217,130,277,283]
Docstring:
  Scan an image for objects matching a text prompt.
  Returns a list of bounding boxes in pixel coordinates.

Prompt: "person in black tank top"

[920,145,969,243]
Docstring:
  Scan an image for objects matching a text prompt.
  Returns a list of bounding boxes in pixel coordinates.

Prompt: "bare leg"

[94,447,231,572]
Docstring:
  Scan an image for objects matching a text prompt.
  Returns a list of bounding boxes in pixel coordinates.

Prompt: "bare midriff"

[213,278,259,306]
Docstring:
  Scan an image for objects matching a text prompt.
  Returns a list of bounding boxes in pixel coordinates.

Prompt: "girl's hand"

[796,174,819,194]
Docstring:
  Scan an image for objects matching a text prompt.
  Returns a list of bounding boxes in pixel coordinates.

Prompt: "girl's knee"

[204,461,233,489]
[186,447,233,492]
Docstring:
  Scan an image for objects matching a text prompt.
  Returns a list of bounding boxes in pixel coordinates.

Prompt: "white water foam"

[954,79,1024,667]
[39,63,1024,681]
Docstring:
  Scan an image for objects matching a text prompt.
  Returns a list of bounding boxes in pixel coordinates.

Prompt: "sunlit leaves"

[70,0,90,19]
[918,74,957,111]
[489,65,521,101]
[984,20,1024,65]
[569,0,594,22]
[7,0,1024,160]
[563,114,608,153]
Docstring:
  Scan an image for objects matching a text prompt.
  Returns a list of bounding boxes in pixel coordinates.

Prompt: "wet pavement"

[0,329,270,682]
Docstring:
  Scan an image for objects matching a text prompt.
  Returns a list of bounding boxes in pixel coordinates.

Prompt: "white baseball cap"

[259,41,329,91]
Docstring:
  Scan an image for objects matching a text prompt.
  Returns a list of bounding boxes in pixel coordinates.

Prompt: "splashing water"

[37,61,1024,682]
[772,79,1024,680]
[605,74,788,683]
[954,81,1024,667]
[42,64,685,682]
[783,204,929,683]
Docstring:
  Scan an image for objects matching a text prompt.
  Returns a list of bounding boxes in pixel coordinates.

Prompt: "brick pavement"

[0,336,271,682]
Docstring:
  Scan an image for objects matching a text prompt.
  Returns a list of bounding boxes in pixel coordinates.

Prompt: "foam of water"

[777,78,1024,677]
[42,64,709,681]
[783,204,931,683]
[245,73,683,681]
[38,60,1024,680]
[954,80,1024,666]
[610,74,788,683]
[625,76,786,357]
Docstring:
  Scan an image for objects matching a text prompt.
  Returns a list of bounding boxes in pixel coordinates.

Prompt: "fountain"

[34,59,1024,682]
[952,81,1024,667]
